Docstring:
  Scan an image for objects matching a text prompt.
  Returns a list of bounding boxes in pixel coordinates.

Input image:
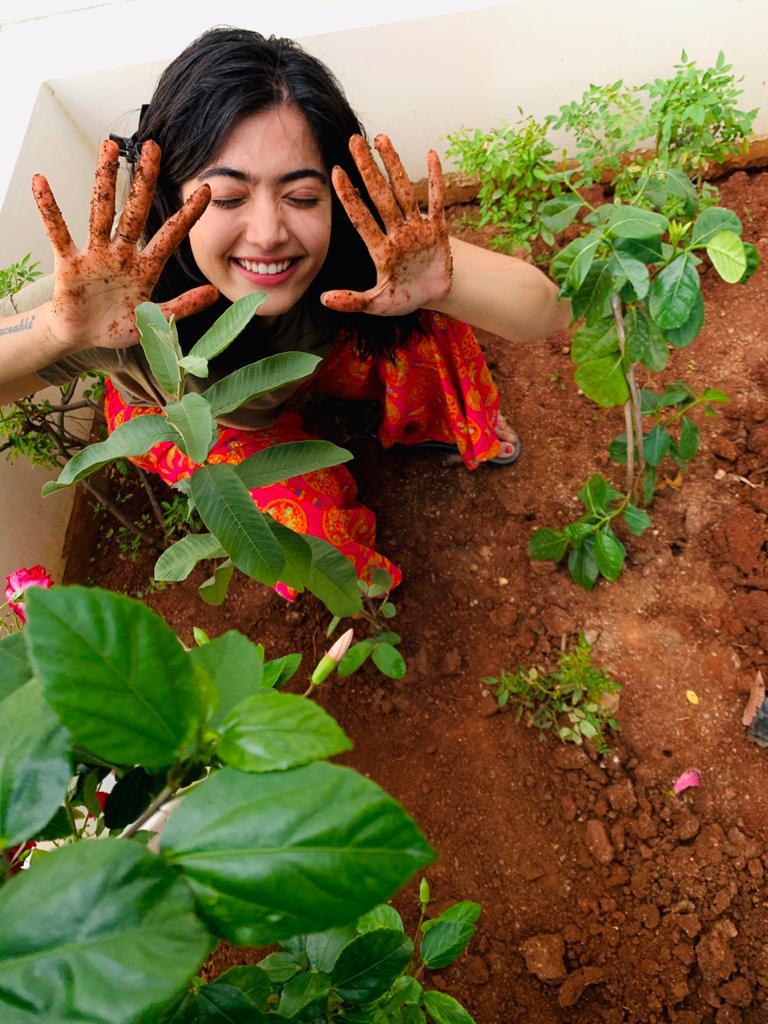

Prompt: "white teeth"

[238,258,292,275]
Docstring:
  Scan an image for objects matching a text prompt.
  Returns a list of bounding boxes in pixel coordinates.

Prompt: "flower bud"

[310,627,354,687]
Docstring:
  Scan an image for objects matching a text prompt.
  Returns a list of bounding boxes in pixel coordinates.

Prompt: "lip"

[230,257,300,286]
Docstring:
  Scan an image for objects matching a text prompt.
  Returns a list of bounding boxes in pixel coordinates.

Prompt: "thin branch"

[611,296,636,495]
[120,785,175,839]
[134,465,166,534]
[81,479,161,550]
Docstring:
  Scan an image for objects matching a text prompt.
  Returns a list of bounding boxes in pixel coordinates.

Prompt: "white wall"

[0,0,766,583]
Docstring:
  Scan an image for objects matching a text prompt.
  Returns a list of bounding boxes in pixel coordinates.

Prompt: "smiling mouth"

[234,257,294,275]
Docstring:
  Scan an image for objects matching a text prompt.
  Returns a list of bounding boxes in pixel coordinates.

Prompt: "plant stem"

[81,479,160,550]
[120,784,175,839]
[611,296,646,500]
[134,465,167,535]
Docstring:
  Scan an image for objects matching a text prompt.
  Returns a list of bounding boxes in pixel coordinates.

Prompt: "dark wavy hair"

[135,26,420,359]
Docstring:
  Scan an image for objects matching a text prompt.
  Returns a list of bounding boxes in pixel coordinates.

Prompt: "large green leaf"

[216,690,353,772]
[690,206,742,247]
[303,927,358,973]
[0,679,71,849]
[191,464,284,585]
[570,319,618,365]
[550,231,601,291]
[739,241,760,284]
[539,195,583,233]
[188,292,267,362]
[264,517,311,592]
[42,415,178,496]
[0,840,210,1024]
[561,231,603,296]
[203,353,321,419]
[678,417,700,461]
[277,972,332,1019]
[332,930,414,1002]
[665,289,704,348]
[0,632,33,703]
[614,234,663,265]
[25,586,203,769]
[235,440,352,490]
[154,533,227,582]
[357,904,404,933]
[608,251,649,300]
[571,260,614,326]
[604,205,668,240]
[423,991,476,1024]
[160,763,435,945]
[305,536,363,617]
[135,302,181,396]
[706,230,747,284]
[568,535,598,591]
[643,424,671,466]
[420,901,481,969]
[188,630,267,729]
[152,982,267,1023]
[648,254,700,331]
[574,354,629,408]
[164,393,215,464]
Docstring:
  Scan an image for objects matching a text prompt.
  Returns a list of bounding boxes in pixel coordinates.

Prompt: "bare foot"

[495,412,519,460]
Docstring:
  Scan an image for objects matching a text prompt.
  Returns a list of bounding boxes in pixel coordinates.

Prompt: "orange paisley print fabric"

[103,312,500,600]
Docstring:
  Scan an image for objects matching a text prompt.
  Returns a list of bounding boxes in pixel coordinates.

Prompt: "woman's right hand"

[32,138,218,353]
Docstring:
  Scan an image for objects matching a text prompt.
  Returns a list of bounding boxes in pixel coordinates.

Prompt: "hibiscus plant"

[0,583,483,1023]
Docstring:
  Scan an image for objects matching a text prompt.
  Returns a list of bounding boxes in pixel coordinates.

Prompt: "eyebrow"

[197,166,328,186]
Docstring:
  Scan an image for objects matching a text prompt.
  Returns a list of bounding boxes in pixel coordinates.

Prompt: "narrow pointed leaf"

[338,640,374,677]
[551,231,602,292]
[191,464,284,585]
[189,292,267,361]
[643,424,671,466]
[154,532,227,582]
[25,586,203,768]
[421,901,481,969]
[568,536,598,590]
[423,991,476,1024]
[164,393,215,464]
[305,536,363,617]
[135,302,180,395]
[203,352,321,418]
[177,354,209,378]
[678,417,700,461]
[0,679,71,849]
[235,440,352,489]
[262,654,301,690]
[217,690,352,772]
[264,517,311,592]
[0,840,210,1024]
[42,415,178,495]
[160,763,436,945]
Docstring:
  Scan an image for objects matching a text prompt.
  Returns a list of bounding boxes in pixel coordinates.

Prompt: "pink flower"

[4,565,53,623]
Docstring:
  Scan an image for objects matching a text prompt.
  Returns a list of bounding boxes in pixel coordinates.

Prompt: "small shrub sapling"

[43,296,364,619]
[486,635,621,752]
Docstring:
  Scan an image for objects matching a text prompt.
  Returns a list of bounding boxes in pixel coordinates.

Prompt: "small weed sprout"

[486,635,620,752]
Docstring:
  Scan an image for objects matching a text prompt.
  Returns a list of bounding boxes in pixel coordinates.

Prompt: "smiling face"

[180,104,332,320]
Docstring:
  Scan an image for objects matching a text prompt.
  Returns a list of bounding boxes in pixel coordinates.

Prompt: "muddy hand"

[322,134,452,316]
[32,139,218,351]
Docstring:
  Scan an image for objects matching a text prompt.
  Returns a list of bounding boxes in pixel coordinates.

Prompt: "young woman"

[0,27,569,594]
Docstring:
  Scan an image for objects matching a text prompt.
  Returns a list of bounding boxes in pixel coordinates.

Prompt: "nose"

[243,194,290,252]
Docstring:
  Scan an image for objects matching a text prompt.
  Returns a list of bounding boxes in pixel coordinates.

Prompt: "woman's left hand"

[321,134,452,316]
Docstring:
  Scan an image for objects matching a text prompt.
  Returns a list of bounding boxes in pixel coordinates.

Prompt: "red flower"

[4,565,53,623]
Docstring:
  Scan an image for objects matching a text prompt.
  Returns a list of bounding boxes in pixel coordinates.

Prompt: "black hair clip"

[109,104,150,166]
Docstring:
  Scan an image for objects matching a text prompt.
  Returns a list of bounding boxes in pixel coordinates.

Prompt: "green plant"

[0,584,436,1022]
[550,80,646,185]
[322,568,407,682]
[446,111,560,252]
[486,635,620,752]
[529,181,758,588]
[43,297,365,619]
[0,253,41,299]
[170,878,480,1022]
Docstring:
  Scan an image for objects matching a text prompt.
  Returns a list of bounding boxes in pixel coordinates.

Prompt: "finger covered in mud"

[160,284,220,321]
[320,287,369,313]
[374,134,419,218]
[426,149,446,223]
[348,134,402,229]
[32,174,75,258]
[141,183,212,268]
[114,140,161,246]
[331,165,383,252]
[88,139,120,247]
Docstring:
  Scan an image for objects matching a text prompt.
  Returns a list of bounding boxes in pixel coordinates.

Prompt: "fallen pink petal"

[673,769,701,794]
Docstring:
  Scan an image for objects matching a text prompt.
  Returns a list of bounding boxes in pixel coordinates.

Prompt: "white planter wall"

[0,0,766,582]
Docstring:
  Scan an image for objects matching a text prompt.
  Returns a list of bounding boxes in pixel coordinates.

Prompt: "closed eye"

[286,196,321,208]
[210,197,244,209]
